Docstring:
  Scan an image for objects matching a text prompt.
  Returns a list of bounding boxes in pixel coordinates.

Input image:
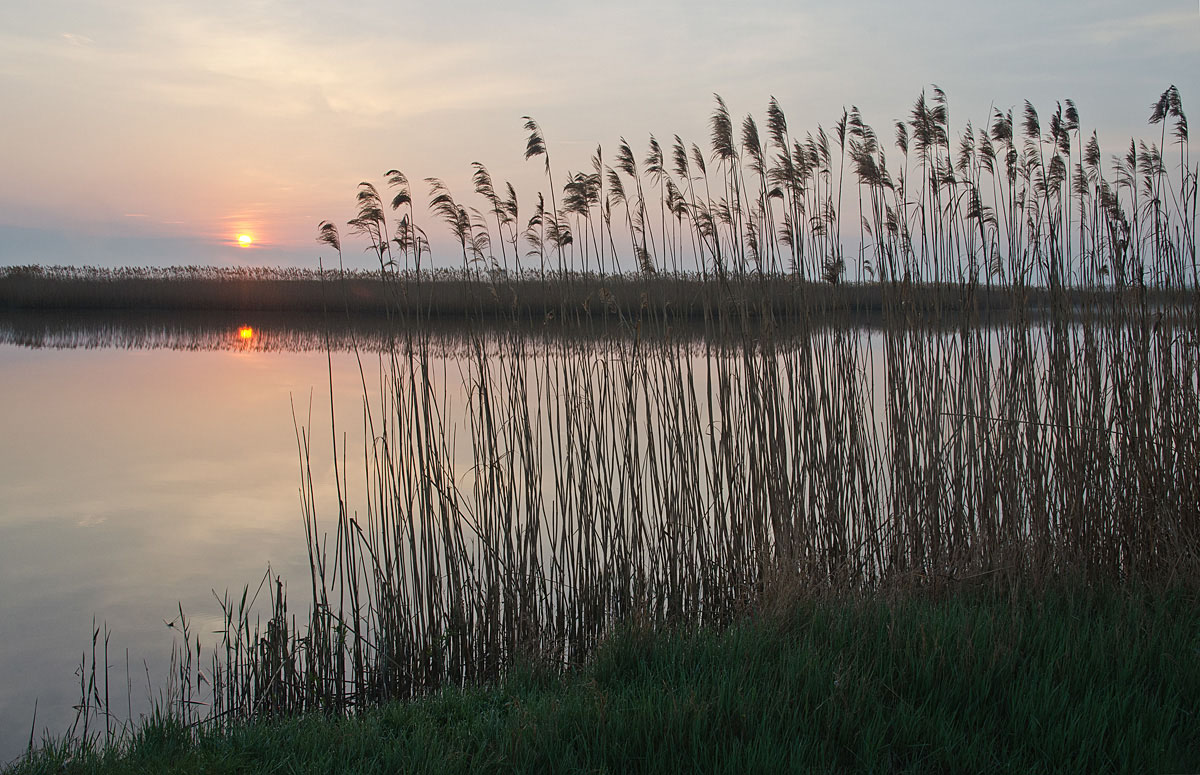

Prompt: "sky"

[0,0,1197,271]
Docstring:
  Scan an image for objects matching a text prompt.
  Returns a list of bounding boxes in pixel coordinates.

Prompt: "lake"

[0,317,391,760]
[0,311,883,757]
[1,312,742,757]
[1,304,1194,762]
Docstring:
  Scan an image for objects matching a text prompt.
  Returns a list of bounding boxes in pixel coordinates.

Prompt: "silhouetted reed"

[56,86,1198,751]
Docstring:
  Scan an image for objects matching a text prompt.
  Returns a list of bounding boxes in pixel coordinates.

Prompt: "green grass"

[10,583,1198,774]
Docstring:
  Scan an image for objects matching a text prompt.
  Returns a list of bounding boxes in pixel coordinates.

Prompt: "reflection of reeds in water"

[65,87,1199,743]
[0,310,404,352]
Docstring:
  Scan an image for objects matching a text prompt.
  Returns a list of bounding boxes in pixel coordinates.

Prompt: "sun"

[237,234,253,247]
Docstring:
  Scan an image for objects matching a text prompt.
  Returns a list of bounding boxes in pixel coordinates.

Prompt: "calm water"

[0,311,984,760]
[1,313,793,758]
[2,309,1164,762]
[0,318,390,760]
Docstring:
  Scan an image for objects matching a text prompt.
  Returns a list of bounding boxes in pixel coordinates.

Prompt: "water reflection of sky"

[0,341,376,759]
[0,310,656,354]
[0,316,910,760]
[0,311,1073,761]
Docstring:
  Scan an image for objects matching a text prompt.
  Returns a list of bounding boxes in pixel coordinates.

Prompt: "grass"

[7,583,1197,773]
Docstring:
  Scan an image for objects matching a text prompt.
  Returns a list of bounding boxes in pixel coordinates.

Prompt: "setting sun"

[237,234,253,247]
[237,326,254,340]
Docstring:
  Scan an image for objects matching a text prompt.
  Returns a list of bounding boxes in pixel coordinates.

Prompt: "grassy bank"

[8,583,1198,774]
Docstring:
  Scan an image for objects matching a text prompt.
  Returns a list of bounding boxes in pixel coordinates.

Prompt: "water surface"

[2,307,1185,761]
[0,320,375,759]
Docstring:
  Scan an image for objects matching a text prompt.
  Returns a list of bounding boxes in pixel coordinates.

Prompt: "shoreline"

[2,266,1191,322]
[6,581,1197,774]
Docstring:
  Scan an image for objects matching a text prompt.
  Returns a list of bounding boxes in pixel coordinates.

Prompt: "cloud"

[1082,10,1199,47]
[2,4,545,125]
[60,32,94,47]
[103,4,544,122]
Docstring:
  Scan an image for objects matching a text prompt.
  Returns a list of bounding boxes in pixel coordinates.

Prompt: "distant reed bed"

[49,86,1199,754]
[9,265,1188,322]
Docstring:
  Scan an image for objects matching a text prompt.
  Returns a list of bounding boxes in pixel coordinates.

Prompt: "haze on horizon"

[1,0,1197,271]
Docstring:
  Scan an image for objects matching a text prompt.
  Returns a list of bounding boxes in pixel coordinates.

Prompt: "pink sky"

[1,0,1196,270]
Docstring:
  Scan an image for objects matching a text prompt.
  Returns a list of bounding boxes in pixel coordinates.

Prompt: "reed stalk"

[36,87,1198,749]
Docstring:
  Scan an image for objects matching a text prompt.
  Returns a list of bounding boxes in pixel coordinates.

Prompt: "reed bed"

[11,265,1189,323]
[44,86,1200,756]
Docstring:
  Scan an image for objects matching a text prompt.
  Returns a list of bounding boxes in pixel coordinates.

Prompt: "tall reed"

[58,87,1199,746]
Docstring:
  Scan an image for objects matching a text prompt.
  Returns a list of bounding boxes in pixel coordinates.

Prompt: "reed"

[23,86,1199,759]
